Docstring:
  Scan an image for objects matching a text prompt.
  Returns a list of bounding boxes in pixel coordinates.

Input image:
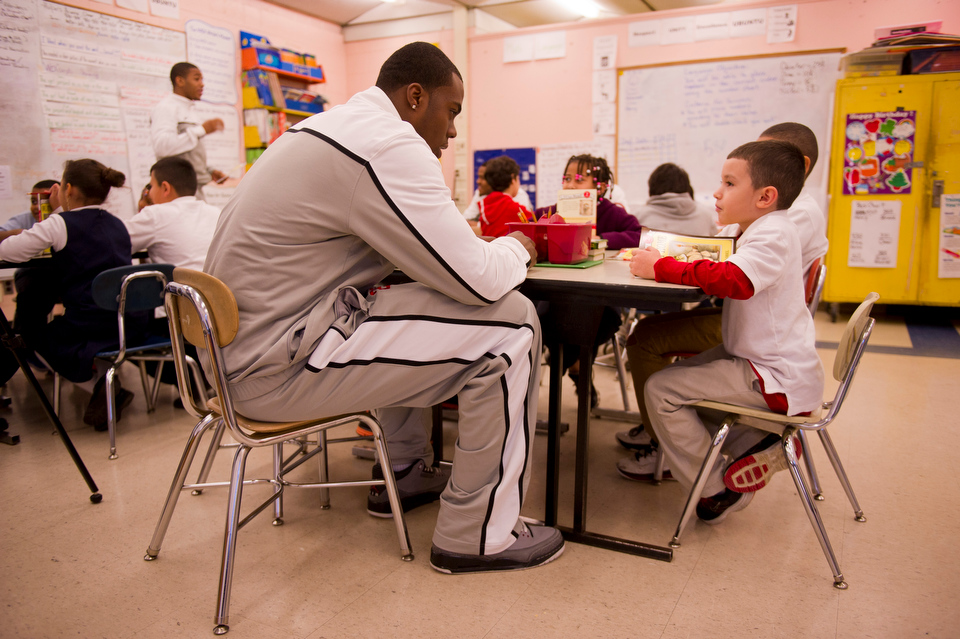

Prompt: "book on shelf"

[242,69,275,107]
[555,189,597,226]
[265,72,286,110]
[243,109,287,146]
[628,227,736,262]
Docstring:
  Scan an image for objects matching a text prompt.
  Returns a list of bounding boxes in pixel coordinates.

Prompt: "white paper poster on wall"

[117,0,150,14]
[848,200,900,268]
[593,35,617,70]
[730,8,766,37]
[503,35,534,63]
[592,69,616,103]
[534,31,566,60]
[938,194,960,278]
[660,17,695,45]
[592,102,616,136]
[695,13,730,41]
[767,4,798,43]
[150,0,179,20]
[0,166,12,200]
[186,20,237,104]
[628,20,660,48]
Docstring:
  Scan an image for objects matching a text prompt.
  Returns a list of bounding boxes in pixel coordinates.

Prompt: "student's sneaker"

[616,447,674,483]
[696,489,754,525]
[356,423,373,438]
[723,434,802,493]
[366,459,450,518]
[84,378,134,432]
[616,425,653,451]
[429,521,564,574]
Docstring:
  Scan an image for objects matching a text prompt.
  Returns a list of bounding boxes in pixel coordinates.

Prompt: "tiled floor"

[1,306,959,638]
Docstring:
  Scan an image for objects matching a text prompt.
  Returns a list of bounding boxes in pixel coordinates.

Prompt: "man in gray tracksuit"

[203,43,563,573]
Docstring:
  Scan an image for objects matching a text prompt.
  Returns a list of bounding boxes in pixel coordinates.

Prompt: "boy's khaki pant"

[644,344,772,497]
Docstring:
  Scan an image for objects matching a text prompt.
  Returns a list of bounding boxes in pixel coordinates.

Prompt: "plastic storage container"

[506,222,549,262]
[546,223,593,264]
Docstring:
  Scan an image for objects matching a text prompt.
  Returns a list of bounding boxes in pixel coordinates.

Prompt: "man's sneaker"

[616,447,674,483]
[723,433,802,493]
[696,489,754,525]
[356,424,373,438]
[367,459,450,518]
[616,425,653,451]
[429,522,564,574]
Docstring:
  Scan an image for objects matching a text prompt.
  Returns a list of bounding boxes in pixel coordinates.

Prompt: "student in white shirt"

[150,62,225,196]
[125,156,220,272]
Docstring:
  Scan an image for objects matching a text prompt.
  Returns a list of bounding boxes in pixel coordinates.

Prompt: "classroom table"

[519,255,704,561]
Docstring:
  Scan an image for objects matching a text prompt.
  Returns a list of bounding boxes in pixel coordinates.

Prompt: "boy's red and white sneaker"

[723,434,802,493]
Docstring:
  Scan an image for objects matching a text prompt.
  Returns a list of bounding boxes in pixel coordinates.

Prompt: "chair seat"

[96,336,172,359]
[206,396,355,435]
[694,398,823,425]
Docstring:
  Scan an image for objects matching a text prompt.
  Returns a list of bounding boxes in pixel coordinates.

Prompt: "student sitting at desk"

[478,155,534,237]
[0,159,146,431]
[616,123,828,481]
[463,159,532,224]
[633,163,716,237]
[535,154,641,408]
[631,139,823,523]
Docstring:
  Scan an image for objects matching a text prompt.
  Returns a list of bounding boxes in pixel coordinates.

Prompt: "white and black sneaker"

[615,425,653,451]
[430,522,564,574]
[366,459,450,518]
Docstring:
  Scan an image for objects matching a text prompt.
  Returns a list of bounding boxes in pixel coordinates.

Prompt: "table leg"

[0,311,101,503]
[544,344,563,527]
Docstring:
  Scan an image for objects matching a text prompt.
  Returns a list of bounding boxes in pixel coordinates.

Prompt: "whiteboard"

[617,51,842,215]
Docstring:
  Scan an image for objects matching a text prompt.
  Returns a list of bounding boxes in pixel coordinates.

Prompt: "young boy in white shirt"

[125,156,220,271]
[631,140,824,524]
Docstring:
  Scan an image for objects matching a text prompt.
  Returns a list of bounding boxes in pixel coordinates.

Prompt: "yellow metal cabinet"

[825,72,960,307]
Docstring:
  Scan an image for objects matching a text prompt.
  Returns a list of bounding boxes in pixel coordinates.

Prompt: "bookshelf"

[239,32,326,168]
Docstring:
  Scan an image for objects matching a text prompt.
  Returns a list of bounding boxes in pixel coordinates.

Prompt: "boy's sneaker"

[696,489,754,525]
[616,447,674,483]
[616,425,653,451]
[429,521,564,574]
[367,459,450,518]
[723,434,802,493]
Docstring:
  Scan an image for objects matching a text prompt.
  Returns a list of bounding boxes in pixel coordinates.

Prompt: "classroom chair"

[61,264,206,459]
[144,268,413,636]
[668,292,878,589]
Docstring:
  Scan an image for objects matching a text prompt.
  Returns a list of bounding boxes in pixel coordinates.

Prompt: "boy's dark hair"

[150,157,198,196]
[648,163,693,198]
[484,155,520,192]
[566,154,613,188]
[727,140,805,211]
[170,62,198,87]
[62,159,125,204]
[32,179,58,191]
[376,42,462,94]
[760,122,818,176]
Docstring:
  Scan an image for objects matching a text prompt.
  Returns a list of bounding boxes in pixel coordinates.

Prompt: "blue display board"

[474,147,538,209]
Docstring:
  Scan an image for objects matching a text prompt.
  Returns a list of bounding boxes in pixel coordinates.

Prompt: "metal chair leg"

[214,444,253,635]
[670,416,732,548]
[783,431,847,589]
[797,430,823,500]
[317,429,330,509]
[364,415,414,561]
[192,419,226,495]
[818,429,866,522]
[612,335,632,411]
[105,367,119,460]
[653,446,665,483]
[145,413,220,559]
[272,443,284,525]
[53,371,61,416]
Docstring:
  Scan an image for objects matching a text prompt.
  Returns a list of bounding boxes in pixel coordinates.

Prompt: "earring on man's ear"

[411,103,417,110]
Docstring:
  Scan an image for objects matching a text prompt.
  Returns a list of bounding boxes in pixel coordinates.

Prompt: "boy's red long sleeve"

[653,257,755,299]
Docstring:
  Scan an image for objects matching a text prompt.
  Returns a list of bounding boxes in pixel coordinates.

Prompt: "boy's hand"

[202,118,224,134]
[630,246,661,280]
[506,231,538,267]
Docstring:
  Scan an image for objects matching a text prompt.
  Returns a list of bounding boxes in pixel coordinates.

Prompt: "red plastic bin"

[506,222,549,262]
[546,223,593,264]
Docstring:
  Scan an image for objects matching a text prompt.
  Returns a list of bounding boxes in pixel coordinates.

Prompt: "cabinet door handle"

[932,179,944,208]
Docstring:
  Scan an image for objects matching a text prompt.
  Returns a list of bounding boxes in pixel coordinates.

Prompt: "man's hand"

[202,118,225,135]
[0,229,24,242]
[630,246,662,280]
[210,169,227,184]
[506,230,538,267]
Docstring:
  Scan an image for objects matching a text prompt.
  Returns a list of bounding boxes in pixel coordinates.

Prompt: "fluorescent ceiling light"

[559,0,600,18]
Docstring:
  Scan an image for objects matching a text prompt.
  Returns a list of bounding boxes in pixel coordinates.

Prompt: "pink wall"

[469,0,959,152]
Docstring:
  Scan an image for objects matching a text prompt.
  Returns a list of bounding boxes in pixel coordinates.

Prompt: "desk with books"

[520,255,704,561]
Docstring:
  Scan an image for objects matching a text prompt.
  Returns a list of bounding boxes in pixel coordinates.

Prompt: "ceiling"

[265,0,750,32]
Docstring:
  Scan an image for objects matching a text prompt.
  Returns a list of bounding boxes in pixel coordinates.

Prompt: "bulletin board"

[474,147,537,208]
[616,50,843,213]
[0,0,240,220]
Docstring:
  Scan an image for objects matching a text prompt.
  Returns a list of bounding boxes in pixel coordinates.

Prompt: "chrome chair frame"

[144,270,412,635]
[668,292,877,589]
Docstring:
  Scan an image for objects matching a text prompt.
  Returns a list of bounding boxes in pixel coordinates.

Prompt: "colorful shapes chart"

[842,110,916,195]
